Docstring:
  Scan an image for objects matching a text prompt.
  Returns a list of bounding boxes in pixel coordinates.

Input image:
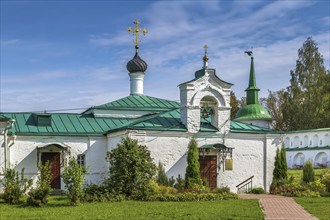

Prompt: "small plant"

[185,138,201,189]
[302,160,315,183]
[27,161,53,207]
[0,167,32,204]
[174,175,185,193]
[156,161,169,186]
[248,187,265,194]
[321,170,330,193]
[63,153,88,205]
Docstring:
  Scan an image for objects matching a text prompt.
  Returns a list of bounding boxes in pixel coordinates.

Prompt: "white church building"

[4,21,324,193]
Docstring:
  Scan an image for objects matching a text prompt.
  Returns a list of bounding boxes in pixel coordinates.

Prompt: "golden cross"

[203,44,208,55]
[127,19,148,52]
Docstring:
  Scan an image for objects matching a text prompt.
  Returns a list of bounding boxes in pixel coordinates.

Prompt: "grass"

[287,168,330,183]
[0,196,264,220]
[295,197,330,220]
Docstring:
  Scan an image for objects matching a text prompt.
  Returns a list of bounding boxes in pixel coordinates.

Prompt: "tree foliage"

[185,138,201,189]
[63,153,88,205]
[272,146,287,181]
[282,37,330,130]
[0,167,32,204]
[27,161,53,207]
[262,90,287,130]
[230,91,240,119]
[107,137,156,199]
[302,160,315,183]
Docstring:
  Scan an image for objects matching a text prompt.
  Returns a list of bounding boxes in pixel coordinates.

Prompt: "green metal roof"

[179,69,233,86]
[235,104,272,120]
[285,127,330,133]
[3,113,134,136]
[286,146,330,151]
[3,96,278,136]
[90,95,180,111]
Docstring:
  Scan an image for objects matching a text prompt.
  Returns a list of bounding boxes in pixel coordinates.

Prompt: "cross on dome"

[127,19,148,52]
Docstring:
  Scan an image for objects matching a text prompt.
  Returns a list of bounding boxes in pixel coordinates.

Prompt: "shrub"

[174,175,185,193]
[0,167,32,204]
[106,137,156,200]
[185,138,201,189]
[147,192,238,202]
[156,161,169,186]
[213,186,231,194]
[280,146,288,179]
[63,153,88,205]
[273,146,287,183]
[82,184,125,203]
[302,160,315,183]
[248,187,265,194]
[321,170,330,193]
[27,161,53,207]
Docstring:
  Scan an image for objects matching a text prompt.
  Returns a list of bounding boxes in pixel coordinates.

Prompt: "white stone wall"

[0,135,108,189]
[128,130,281,192]
[283,129,330,168]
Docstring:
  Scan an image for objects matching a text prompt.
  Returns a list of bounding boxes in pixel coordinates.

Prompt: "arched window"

[293,136,299,148]
[284,137,290,148]
[313,135,319,147]
[303,135,308,148]
[324,134,330,146]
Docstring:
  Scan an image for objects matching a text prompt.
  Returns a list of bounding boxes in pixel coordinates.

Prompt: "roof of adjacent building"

[2,95,275,136]
[235,104,272,120]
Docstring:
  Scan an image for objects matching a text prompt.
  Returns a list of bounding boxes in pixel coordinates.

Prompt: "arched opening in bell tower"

[200,96,218,128]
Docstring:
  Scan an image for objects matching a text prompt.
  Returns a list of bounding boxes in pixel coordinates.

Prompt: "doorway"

[41,152,61,189]
[199,155,217,188]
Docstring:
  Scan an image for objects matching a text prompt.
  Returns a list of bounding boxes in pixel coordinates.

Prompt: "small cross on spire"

[127,19,148,52]
[203,44,209,69]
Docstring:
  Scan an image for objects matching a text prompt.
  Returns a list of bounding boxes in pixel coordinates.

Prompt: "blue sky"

[1,0,329,112]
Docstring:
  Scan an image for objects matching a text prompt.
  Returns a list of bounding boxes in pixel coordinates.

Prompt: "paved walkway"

[240,194,318,220]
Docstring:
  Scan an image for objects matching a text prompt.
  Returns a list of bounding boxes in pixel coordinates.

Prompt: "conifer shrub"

[0,167,32,204]
[63,153,88,205]
[185,138,201,189]
[302,160,315,183]
[156,161,169,186]
[174,175,185,193]
[106,137,156,200]
[27,161,53,207]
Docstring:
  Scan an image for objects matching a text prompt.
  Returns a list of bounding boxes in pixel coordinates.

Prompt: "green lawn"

[287,168,330,183]
[0,196,263,220]
[295,197,330,220]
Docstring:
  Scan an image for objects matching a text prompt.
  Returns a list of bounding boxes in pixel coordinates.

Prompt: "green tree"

[0,167,32,204]
[185,138,201,189]
[107,137,156,199]
[302,160,315,183]
[262,90,287,130]
[280,146,287,180]
[282,37,330,130]
[63,153,88,205]
[230,91,240,119]
[272,148,281,181]
[27,161,53,207]
[156,161,169,186]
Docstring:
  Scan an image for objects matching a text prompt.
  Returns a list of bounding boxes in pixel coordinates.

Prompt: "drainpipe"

[4,119,15,171]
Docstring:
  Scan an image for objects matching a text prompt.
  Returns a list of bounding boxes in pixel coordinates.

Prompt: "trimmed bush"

[321,170,330,193]
[302,160,315,183]
[147,192,238,202]
[0,167,32,204]
[106,137,156,200]
[248,187,265,194]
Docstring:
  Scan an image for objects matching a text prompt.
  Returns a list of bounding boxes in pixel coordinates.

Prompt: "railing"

[236,176,254,194]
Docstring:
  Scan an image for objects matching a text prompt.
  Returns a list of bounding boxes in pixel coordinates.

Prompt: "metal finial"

[203,44,209,69]
[244,46,253,57]
[127,19,148,52]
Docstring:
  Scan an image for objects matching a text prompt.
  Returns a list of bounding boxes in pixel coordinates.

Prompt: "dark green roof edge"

[286,146,330,151]
[285,127,330,133]
[178,68,233,86]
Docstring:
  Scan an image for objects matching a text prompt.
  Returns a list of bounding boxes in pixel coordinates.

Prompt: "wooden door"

[199,155,217,188]
[41,152,61,189]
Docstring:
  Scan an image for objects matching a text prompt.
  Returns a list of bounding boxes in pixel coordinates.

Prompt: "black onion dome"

[126,52,148,73]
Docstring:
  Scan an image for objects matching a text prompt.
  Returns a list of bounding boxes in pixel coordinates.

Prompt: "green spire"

[245,57,260,105]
